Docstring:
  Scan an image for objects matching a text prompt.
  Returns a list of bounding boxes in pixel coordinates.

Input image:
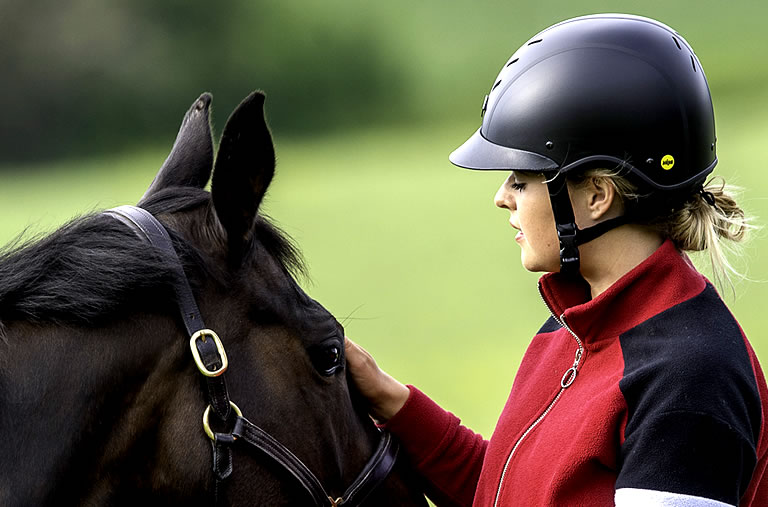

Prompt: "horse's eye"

[324,346,341,366]
[311,342,343,376]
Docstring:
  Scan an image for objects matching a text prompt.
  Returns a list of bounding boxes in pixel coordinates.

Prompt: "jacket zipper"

[492,286,584,507]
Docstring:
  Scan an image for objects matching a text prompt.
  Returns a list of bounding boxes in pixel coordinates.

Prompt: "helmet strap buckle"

[556,222,581,275]
[547,174,581,275]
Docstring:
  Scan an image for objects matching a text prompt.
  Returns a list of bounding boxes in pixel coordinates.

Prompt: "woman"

[345,14,768,507]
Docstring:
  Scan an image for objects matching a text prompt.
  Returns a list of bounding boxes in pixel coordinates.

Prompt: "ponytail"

[660,177,754,289]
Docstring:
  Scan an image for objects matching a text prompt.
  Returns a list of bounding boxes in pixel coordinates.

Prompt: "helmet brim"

[449,128,559,172]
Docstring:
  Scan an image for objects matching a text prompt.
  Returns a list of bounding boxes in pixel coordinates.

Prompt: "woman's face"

[494,171,561,272]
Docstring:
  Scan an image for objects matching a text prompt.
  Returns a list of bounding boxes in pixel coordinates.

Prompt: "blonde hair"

[577,168,755,290]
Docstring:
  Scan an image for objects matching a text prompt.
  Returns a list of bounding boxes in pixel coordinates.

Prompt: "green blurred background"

[2,0,767,438]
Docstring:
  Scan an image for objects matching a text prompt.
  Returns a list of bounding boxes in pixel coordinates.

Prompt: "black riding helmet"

[450,13,717,274]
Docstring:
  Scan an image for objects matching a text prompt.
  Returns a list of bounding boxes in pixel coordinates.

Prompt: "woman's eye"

[311,343,343,376]
[511,182,526,191]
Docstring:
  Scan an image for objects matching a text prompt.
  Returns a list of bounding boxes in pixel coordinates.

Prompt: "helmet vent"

[528,39,543,46]
[672,36,682,50]
[491,79,502,92]
[506,58,519,67]
[690,55,697,72]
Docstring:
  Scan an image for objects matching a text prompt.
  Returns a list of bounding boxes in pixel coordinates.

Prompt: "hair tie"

[699,186,716,207]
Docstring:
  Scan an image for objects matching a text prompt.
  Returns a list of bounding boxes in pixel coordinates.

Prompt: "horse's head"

[131,91,425,505]
[0,92,424,505]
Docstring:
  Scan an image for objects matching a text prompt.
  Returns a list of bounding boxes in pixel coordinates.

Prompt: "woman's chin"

[520,249,559,273]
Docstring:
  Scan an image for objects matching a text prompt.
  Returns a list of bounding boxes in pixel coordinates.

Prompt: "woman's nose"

[495,184,514,210]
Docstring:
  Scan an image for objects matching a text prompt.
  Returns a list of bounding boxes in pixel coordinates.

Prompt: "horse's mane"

[0,187,304,337]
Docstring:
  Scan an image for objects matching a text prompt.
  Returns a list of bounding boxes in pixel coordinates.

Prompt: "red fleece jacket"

[384,240,768,506]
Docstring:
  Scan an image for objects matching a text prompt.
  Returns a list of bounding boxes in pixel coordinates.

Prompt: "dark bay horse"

[0,92,426,506]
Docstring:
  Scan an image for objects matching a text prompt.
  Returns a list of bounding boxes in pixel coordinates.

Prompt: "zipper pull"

[560,348,582,388]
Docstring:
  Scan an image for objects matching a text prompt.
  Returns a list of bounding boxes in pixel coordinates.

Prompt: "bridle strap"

[231,417,398,506]
[104,205,233,423]
[104,205,401,506]
[105,205,203,335]
[231,416,330,504]
[335,429,399,505]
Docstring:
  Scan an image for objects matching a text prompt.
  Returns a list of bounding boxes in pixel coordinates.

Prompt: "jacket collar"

[538,239,707,345]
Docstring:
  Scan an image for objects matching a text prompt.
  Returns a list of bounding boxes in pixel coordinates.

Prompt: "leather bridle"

[105,205,399,506]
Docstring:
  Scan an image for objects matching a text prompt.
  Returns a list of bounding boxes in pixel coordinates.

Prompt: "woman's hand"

[344,336,411,423]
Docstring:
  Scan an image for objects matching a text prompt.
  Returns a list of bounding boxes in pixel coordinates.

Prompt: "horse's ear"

[211,91,275,260]
[139,92,214,203]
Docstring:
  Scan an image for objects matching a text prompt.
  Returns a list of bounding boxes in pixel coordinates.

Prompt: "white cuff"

[615,488,735,507]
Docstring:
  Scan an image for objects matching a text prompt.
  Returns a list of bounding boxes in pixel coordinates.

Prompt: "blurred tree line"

[1,0,410,163]
[2,0,767,164]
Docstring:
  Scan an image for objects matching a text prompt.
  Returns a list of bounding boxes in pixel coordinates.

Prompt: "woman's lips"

[509,220,525,242]
[509,220,523,242]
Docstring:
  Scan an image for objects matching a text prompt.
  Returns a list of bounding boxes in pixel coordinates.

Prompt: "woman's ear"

[587,176,618,220]
[570,176,621,227]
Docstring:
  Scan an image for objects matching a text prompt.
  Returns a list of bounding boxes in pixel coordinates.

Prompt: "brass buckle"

[189,329,228,377]
[203,401,242,441]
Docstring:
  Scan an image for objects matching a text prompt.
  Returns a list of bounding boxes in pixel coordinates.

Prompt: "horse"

[0,91,427,506]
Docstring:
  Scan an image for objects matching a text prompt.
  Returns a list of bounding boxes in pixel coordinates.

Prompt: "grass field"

[2,90,768,437]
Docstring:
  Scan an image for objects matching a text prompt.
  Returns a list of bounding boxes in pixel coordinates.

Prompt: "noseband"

[105,205,399,506]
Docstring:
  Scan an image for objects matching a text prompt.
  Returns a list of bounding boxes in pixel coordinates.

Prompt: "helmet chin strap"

[546,174,629,276]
